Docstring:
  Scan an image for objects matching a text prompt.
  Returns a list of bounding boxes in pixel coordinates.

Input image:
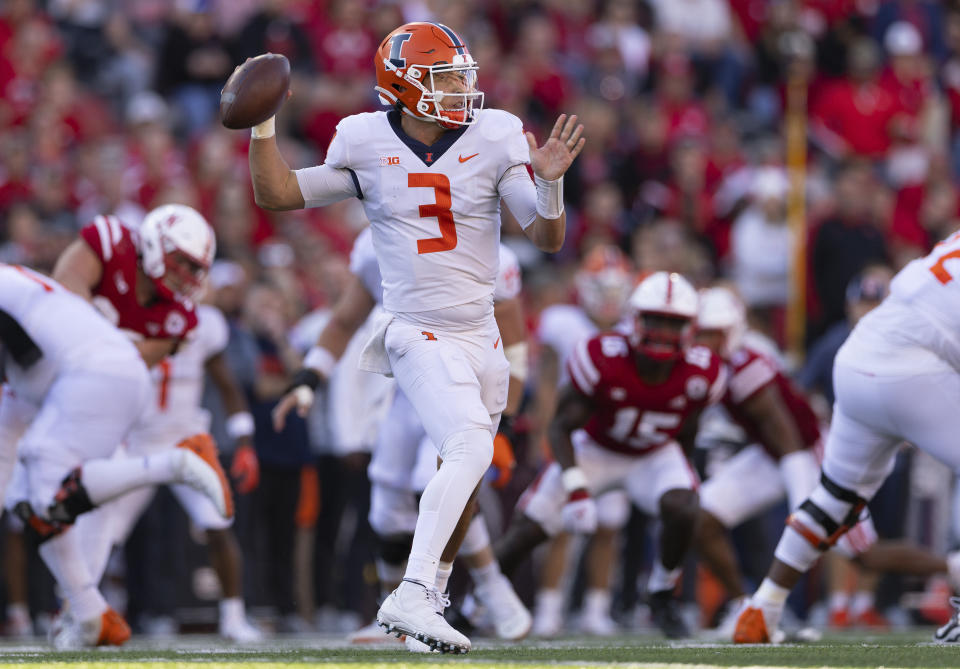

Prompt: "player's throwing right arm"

[247,95,357,212]
[548,383,598,534]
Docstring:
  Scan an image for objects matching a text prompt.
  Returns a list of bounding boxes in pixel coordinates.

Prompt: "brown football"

[219,53,291,130]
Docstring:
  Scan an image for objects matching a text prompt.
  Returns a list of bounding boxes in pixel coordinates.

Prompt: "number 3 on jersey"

[411,173,457,254]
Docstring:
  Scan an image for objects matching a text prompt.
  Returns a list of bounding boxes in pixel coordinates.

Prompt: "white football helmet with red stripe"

[696,286,747,358]
[629,272,698,360]
[138,204,215,301]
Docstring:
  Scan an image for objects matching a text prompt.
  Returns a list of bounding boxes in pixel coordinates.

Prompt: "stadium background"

[0,0,957,640]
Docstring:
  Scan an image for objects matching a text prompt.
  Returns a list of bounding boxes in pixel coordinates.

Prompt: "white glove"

[562,489,597,534]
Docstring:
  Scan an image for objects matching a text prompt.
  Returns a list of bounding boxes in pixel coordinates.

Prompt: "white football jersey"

[841,230,960,373]
[349,226,523,306]
[299,108,530,314]
[0,264,144,403]
[537,304,599,387]
[129,304,230,444]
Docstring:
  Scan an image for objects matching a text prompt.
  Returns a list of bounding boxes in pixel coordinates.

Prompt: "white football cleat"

[531,589,563,638]
[934,597,960,643]
[377,581,470,654]
[474,573,532,640]
[347,619,405,645]
[174,436,233,519]
[219,616,264,643]
[404,635,436,653]
[578,610,618,636]
[51,607,130,650]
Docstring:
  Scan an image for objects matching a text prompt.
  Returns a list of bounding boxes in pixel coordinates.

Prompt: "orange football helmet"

[374,22,483,128]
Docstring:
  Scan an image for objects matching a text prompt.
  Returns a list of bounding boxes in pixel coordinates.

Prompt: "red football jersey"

[567,333,726,457]
[79,215,197,340]
[723,346,821,459]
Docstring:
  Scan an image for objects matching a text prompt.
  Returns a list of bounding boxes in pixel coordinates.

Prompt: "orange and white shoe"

[175,434,234,519]
[733,605,772,644]
[829,607,851,628]
[51,607,130,649]
[96,608,131,646]
[855,607,889,629]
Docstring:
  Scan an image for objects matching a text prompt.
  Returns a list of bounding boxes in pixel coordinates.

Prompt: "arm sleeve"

[294,164,360,208]
[198,305,230,357]
[499,164,537,230]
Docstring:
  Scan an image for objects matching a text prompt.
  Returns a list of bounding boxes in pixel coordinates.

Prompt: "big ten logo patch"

[380,156,401,166]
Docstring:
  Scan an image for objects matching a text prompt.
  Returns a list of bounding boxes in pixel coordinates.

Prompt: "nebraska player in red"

[495,272,726,638]
[52,204,211,367]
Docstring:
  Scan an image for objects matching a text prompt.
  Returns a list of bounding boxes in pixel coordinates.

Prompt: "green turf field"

[0,630,957,668]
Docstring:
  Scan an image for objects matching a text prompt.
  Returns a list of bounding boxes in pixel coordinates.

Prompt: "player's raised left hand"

[526,114,585,182]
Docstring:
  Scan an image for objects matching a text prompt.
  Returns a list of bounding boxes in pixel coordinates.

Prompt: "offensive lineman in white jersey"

[0,265,231,648]
[275,227,531,645]
[248,21,583,653]
[72,304,262,642]
[735,229,960,643]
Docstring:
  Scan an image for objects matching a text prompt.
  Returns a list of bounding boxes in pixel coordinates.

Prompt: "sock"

[584,589,611,618]
[38,529,107,621]
[435,561,453,593]
[220,597,245,625]
[829,591,851,613]
[647,560,681,594]
[403,429,492,586]
[81,452,183,505]
[850,590,875,617]
[754,578,790,607]
[468,559,501,589]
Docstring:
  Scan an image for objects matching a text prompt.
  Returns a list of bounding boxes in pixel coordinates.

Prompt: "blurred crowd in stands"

[2,0,960,637]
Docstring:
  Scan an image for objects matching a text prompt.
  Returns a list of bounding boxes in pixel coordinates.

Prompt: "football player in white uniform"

[275,227,531,645]
[531,245,634,637]
[735,230,960,643]
[249,21,583,653]
[0,265,232,648]
[72,303,263,642]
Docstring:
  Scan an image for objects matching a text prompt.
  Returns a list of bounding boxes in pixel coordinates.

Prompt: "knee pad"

[377,533,413,566]
[786,472,867,551]
[438,429,493,481]
[368,483,417,536]
[13,502,67,545]
[460,513,490,556]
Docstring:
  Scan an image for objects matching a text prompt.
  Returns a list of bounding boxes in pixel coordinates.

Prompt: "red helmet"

[374,22,483,129]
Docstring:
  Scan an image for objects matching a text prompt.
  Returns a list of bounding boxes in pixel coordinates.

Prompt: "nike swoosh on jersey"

[459,153,479,163]
[494,336,500,349]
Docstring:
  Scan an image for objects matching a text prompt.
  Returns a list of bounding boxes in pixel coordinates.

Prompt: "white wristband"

[294,385,314,409]
[504,342,528,383]
[561,466,588,493]
[303,345,337,378]
[534,174,564,219]
[251,115,275,139]
[226,411,255,440]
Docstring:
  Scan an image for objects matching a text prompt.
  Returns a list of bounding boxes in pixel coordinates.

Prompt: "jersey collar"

[388,109,468,166]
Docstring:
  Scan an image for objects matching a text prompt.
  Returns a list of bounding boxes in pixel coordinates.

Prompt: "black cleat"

[649,589,690,639]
